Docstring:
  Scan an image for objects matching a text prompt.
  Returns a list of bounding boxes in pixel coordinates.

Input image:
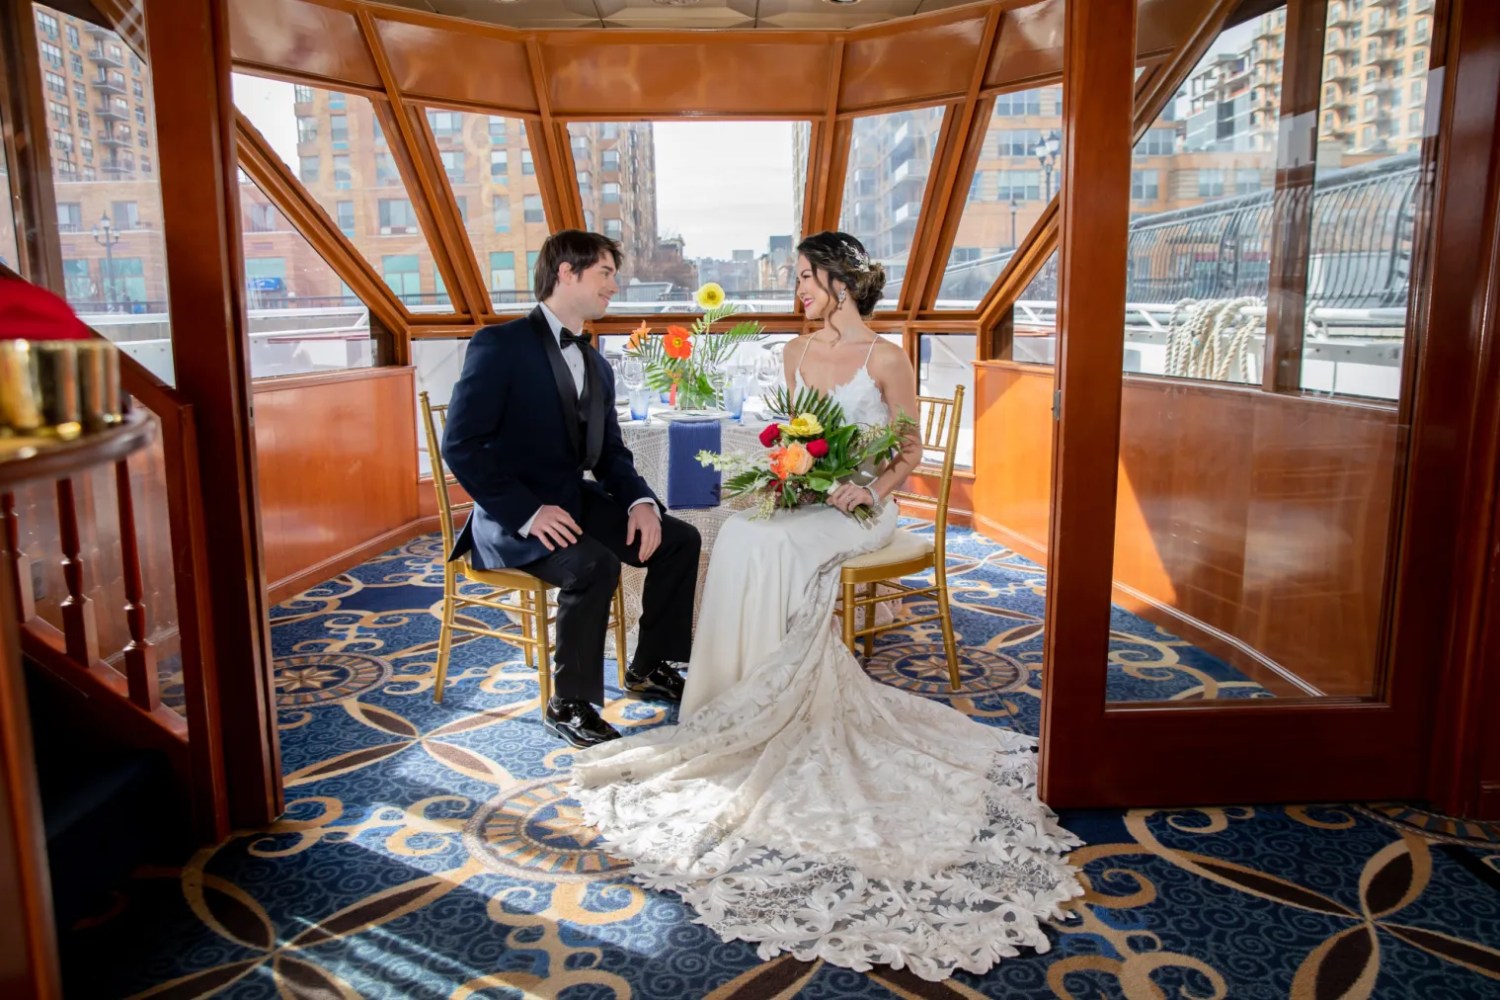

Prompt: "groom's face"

[559,255,619,321]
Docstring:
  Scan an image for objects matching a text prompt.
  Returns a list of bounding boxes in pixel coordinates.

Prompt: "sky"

[650,121,798,261]
[232,74,299,170]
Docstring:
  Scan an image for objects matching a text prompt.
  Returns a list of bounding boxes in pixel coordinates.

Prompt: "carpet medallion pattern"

[63,527,1500,999]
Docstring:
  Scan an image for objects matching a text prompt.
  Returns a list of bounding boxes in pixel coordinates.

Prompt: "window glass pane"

[1122,22,1279,387]
[233,73,451,313]
[37,4,173,383]
[238,175,375,378]
[935,88,1061,309]
[0,104,19,270]
[567,120,804,314]
[422,108,545,313]
[838,106,946,310]
[1300,0,1432,400]
[1014,250,1058,366]
[414,337,471,477]
[918,335,975,469]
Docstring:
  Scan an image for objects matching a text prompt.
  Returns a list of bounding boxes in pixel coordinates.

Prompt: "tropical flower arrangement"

[622,282,766,410]
[698,386,914,524]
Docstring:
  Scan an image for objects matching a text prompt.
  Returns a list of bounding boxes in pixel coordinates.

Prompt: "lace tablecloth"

[617,415,764,657]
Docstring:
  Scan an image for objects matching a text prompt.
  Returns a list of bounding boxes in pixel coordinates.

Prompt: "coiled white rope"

[1163,297,1262,383]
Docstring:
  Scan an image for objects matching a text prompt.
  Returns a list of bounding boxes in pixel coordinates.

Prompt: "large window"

[420,108,547,313]
[36,4,173,382]
[233,74,451,315]
[566,119,805,313]
[840,106,947,310]
[236,174,376,378]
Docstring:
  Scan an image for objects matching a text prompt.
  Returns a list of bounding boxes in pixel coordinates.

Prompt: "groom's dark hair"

[534,230,624,301]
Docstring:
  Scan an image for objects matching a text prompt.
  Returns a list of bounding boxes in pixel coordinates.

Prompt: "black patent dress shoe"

[623,660,686,702]
[543,697,621,748]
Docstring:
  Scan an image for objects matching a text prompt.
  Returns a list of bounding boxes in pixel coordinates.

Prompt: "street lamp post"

[1034,129,1062,202]
[1009,197,1019,248]
[91,212,120,312]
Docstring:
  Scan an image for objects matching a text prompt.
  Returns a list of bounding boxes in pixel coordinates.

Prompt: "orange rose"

[775,441,813,478]
[664,325,693,360]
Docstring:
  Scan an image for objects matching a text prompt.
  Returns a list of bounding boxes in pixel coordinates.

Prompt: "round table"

[616,413,765,654]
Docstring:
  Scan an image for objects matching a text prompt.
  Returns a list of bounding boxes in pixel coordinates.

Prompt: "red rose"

[806,438,829,458]
[759,423,781,447]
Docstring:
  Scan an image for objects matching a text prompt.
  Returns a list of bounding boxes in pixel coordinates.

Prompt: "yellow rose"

[785,413,824,438]
[695,282,726,309]
[780,441,815,476]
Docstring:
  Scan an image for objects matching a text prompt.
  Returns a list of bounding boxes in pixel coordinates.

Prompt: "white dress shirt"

[519,303,657,538]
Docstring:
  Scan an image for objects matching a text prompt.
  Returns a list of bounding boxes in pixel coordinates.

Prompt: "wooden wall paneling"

[984,0,1064,93]
[838,6,988,113]
[373,12,537,112]
[539,33,829,118]
[1037,0,1136,798]
[903,8,1004,317]
[252,367,419,594]
[227,0,382,89]
[1423,0,1500,818]
[234,112,409,334]
[144,0,282,827]
[356,11,480,323]
[972,361,1054,552]
[0,0,63,290]
[1261,0,1329,392]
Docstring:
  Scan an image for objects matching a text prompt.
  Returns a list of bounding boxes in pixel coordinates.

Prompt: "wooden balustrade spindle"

[54,476,99,666]
[2,492,36,622]
[114,458,158,711]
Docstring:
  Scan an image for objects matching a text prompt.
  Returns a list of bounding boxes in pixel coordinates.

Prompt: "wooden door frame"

[1040,0,1500,808]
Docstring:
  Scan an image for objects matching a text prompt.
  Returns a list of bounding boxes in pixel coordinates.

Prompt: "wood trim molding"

[267,517,432,606]
[234,111,409,332]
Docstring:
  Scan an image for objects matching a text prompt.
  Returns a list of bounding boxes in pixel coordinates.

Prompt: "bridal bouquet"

[698,386,912,523]
[622,282,766,410]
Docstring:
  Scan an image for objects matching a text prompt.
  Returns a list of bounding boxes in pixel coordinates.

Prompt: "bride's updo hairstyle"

[797,231,886,319]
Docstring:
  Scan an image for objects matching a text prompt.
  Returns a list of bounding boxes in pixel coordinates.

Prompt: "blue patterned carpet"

[64,526,1500,998]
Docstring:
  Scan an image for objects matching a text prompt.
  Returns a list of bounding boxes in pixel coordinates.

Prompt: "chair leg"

[534,588,553,708]
[435,567,458,703]
[612,584,627,687]
[862,583,876,658]
[841,579,857,654]
[520,589,535,669]
[936,580,961,691]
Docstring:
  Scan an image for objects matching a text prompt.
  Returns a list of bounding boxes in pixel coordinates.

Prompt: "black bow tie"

[560,328,590,350]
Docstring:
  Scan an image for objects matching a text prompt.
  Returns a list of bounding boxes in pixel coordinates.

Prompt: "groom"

[442,230,701,748]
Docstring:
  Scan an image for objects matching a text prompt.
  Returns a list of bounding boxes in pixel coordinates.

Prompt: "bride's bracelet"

[862,484,881,506]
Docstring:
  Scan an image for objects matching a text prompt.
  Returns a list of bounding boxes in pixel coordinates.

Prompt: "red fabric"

[0,279,94,340]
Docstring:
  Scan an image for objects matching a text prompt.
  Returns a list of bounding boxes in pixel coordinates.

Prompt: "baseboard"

[971,514,1317,698]
[896,497,970,527]
[267,518,438,606]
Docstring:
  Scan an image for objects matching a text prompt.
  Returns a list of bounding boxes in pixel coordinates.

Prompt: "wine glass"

[621,356,645,391]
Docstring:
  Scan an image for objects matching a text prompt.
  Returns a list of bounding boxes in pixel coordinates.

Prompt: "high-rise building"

[36,6,167,312]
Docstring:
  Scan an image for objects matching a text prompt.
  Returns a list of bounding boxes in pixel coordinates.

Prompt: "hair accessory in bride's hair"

[839,236,873,273]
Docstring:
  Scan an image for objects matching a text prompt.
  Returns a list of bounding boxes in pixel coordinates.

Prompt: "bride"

[571,232,1083,982]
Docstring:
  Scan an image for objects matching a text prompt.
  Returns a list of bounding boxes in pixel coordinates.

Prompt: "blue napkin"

[667,419,722,509]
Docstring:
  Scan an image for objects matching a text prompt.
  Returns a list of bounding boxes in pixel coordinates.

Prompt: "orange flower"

[770,441,813,480]
[625,320,650,352]
[663,325,693,360]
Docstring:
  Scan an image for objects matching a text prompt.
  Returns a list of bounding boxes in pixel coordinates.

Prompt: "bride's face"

[795,255,841,321]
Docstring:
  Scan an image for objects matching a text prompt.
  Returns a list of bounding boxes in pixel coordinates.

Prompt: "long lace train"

[571,520,1084,981]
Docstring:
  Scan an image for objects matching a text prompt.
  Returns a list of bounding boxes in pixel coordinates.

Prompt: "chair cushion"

[842,528,935,569]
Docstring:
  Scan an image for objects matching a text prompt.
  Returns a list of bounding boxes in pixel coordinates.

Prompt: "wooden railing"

[4,350,227,840]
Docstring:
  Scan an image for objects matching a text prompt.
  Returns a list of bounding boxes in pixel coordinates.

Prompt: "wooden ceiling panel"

[839,7,989,111]
[228,0,381,88]
[539,36,830,117]
[984,0,1063,91]
[373,16,537,110]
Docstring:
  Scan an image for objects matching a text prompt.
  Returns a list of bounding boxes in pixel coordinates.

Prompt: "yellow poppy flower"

[626,320,650,352]
[695,282,726,310]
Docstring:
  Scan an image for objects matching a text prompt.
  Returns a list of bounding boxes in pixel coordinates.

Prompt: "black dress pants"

[519,488,701,705]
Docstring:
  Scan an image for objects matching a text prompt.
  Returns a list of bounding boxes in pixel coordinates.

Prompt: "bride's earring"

[837,289,847,306]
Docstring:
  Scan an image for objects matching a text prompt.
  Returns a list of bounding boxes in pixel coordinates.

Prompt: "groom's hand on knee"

[626,503,662,561]
[530,506,581,551]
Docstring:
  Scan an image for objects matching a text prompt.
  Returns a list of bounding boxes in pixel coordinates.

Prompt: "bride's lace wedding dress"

[572,347,1083,982]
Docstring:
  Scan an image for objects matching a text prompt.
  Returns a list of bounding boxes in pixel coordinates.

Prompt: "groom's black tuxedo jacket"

[442,306,658,570]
